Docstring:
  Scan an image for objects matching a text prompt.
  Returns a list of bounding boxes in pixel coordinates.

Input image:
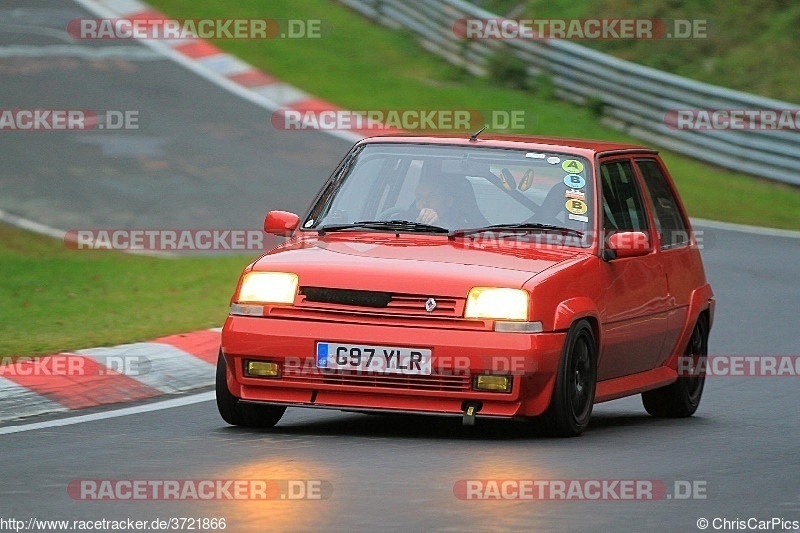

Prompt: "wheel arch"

[552,297,602,350]
[664,284,714,369]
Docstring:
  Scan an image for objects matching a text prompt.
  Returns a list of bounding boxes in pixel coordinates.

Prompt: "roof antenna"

[469,125,487,142]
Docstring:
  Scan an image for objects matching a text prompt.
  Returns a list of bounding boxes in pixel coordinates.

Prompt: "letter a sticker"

[562,159,584,173]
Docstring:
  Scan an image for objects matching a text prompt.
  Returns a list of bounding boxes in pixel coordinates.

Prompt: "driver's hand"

[417,208,439,225]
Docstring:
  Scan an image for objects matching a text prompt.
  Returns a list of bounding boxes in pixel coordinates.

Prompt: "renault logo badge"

[425,298,437,312]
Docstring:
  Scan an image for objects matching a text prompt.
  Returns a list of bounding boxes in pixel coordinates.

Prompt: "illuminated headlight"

[236,272,298,304]
[464,287,529,321]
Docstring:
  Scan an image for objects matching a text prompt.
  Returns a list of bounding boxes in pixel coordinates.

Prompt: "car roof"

[357,133,657,158]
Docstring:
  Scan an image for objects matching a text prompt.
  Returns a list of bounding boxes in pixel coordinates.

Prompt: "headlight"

[236,272,298,304]
[464,287,529,321]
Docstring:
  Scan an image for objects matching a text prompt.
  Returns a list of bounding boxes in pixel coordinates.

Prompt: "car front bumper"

[221,316,566,419]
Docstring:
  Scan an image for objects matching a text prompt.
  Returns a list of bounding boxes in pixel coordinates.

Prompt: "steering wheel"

[376,206,408,220]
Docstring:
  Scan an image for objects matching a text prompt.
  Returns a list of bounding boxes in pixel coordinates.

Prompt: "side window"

[600,160,649,234]
[636,159,690,248]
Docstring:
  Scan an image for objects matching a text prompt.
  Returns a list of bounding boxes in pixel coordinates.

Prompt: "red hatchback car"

[217,134,714,437]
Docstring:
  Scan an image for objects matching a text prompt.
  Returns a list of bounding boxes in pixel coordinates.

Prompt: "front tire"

[642,315,708,417]
[216,351,286,428]
[539,320,598,437]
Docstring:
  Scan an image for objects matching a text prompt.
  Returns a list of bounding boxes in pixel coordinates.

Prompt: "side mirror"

[264,211,300,237]
[603,231,651,260]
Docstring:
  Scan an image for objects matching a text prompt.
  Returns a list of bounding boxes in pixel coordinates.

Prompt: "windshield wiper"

[318,220,449,236]
[449,223,584,239]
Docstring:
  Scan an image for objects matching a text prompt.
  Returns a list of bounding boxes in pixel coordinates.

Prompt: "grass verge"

[148,0,800,230]
[0,224,247,357]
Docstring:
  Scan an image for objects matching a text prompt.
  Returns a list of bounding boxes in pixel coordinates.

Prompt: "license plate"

[316,342,432,375]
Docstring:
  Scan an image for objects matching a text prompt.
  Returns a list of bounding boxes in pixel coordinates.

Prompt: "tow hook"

[462,401,482,427]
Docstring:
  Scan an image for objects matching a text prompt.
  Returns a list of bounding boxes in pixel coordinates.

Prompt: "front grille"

[297,287,462,318]
[282,362,471,392]
[302,287,391,307]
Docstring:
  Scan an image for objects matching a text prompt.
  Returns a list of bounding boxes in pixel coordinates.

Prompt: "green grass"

[0,225,247,357]
[148,0,800,230]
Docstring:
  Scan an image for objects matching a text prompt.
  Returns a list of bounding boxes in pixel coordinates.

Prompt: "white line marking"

[0,391,215,435]
[691,218,800,239]
[0,208,66,240]
[0,209,177,258]
[0,44,163,59]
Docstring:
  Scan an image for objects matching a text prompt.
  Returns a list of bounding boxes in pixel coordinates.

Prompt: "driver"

[413,174,458,226]
[398,169,485,229]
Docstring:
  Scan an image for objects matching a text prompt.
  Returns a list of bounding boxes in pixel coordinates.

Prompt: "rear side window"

[636,159,690,248]
[600,160,649,234]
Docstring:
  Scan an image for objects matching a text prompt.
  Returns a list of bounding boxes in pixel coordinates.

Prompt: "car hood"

[251,233,587,297]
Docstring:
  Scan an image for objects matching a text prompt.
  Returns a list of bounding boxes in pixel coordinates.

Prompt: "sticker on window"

[565,189,585,200]
[562,160,584,173]
[565,199,588,215]
[563,174,586,189]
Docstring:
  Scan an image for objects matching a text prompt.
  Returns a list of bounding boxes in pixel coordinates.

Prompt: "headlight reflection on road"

[212,460,332,531]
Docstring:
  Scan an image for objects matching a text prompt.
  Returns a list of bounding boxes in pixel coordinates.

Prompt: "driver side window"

[600,160,649,235]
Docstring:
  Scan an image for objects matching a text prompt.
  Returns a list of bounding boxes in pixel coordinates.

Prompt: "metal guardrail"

[338,0,800,185]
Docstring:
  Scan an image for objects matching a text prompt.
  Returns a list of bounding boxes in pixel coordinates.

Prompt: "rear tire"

[642,315,708,417]
[538,320,597,437]
[216,351,286,428]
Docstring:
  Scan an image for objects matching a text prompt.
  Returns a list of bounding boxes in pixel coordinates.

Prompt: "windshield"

[303,143,593,245]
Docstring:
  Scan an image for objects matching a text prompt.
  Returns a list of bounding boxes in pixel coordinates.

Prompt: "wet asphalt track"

[1,2,799,531]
